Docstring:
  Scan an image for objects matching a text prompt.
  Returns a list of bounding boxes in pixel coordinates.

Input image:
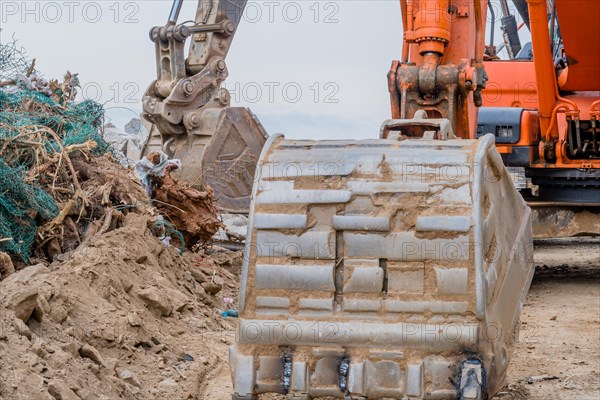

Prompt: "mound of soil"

[0,214,241,400]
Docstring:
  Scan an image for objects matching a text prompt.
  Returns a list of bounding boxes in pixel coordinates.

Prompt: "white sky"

[1,0,528,140]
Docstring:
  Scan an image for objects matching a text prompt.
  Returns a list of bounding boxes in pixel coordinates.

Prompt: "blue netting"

[0,86,110,261]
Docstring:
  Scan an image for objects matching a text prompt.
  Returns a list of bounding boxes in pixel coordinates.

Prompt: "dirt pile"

[0,67,246,400]
[0,214,242,400]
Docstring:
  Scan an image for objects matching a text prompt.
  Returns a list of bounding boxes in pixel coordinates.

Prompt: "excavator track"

[528,203,600,238]
[231,133,534,399]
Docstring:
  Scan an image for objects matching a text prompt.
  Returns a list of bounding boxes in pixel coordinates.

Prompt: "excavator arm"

[149,0,246,102]
[388,0,488,138]
[142,0,267,213]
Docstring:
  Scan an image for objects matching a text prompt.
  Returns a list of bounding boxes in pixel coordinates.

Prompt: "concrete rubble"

[103,118,149,166]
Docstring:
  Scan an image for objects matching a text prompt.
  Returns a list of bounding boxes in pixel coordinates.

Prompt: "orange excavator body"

[394,0,600,206]
[483,0,600,173]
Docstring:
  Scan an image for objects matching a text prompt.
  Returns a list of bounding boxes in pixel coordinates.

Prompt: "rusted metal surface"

[380,109,456,139]
[389,1,488,139]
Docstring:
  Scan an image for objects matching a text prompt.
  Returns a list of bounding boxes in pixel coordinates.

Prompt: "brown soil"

[0,214,242,400]
[1,232,597,400]
[496,238,600,400]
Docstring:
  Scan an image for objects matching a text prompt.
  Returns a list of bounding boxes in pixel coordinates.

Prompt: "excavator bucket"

[142,106,267,213]
[231,133,534,399]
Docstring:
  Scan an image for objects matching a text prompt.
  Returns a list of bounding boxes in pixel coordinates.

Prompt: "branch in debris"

[143,154,223,248]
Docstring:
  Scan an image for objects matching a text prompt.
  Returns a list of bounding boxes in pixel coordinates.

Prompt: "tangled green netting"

[0,87,110,261]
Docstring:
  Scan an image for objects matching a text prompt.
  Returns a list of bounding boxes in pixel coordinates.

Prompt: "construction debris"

[0,67,235,400]
[103,118,149,165]
[526,375,560,384]
[136,151,224,249]
[0,70,223,271]
[0,72,114,264]
[220,214,248,242]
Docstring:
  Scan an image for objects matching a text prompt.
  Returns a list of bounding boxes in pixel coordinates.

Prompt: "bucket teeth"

[457,359,488,400]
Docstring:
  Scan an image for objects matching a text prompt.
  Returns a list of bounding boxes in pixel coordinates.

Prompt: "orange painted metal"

[411,0,452,55]
[554,0,600,91]
[403,0,485,70]
[395,0,488,137]
[521,0,598,169]
[481,1,599,171]
[397,0,600,172]
[526,0,567,144]
[482,61,538,108]
[534,93,600,168]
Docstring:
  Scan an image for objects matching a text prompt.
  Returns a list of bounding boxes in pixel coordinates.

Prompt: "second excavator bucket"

[231,133,533,399]
[142,106,268,213]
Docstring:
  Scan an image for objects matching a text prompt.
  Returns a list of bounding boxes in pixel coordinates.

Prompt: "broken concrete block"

[79,344,106,367]
[7,288,39,322]
[159,378,177,386]
[13,318,32,340]
[74,387,101,400]
[201,280,223,296]
[222,214,248,241]
[118,369,142,388]
[127,312,142,327]
[36,294,51,314]
[1,264,48,285]
[0,251,14,279]
[30,343,46,358]
[48,380,81,400]
[169,291,190,312]
[190,269,207,284]
[138,287,172,317]
[61,342,80,357]
[49,304,69,324]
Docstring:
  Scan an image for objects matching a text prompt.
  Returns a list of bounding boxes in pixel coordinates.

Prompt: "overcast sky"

[1,0,526,140]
